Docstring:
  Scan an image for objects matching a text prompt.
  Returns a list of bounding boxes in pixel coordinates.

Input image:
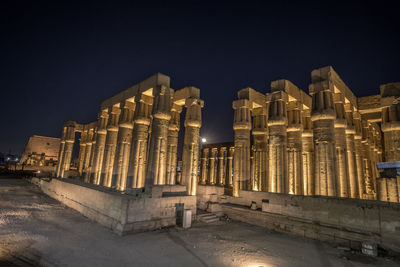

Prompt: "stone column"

[310,88,337,197]
[224,147,234,193]
[166,104,182,185]
[333,93,350,198]
[83,128,94,182]
[56,126,67,177]
[181,97,203,196]
[353,112,365,198]
[287,101,303,195]
[111,100,135,191]
[233,99,251,197]
[60,121,76,178]
[126,95,153,189]
[252,107,268,192]
[382,102,400,161]
[302,109,314,196]
[267,91,288,194]
[217,147,226,186]
[146,86,172,187]
[207,148,217,185]
[100,105,121,187]
[199,148,209,185]
[345,104,359,198]
[361,120,375,199]
[77,130,87,175]
[90,109,109,184]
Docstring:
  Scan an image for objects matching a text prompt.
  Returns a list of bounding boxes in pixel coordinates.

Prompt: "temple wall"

[197,185,400,253]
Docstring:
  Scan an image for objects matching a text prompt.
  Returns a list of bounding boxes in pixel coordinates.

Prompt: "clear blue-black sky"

[1,0,399,154]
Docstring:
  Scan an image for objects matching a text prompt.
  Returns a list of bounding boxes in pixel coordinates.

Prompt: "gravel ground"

[0,178,398,267]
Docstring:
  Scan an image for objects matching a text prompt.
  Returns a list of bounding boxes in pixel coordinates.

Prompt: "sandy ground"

[0,178,398,267]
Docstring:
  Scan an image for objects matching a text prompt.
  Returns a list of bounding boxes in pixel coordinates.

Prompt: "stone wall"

[197,185,400,253]
[31,178,196,235]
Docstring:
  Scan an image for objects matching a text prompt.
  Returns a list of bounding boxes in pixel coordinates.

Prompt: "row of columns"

[227,82,386,200]
[57,86,203,196]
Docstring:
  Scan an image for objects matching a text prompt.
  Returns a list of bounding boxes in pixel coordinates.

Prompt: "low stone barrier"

[31,177,196,235]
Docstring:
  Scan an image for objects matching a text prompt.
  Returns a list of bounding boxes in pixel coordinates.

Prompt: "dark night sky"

[1,0,399,154]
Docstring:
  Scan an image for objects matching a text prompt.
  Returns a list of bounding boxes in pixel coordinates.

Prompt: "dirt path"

[0,178,398,267]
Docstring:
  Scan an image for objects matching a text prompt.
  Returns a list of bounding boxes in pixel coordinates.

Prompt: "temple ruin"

[199,66,400,203]
[39,66,400,251]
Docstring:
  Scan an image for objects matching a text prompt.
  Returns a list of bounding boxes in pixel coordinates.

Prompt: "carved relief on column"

[83,128,95,182]
[345,104,359,198]
[382,102,400,161]
[302,109,314,196]
[200,148,209,185]
[100,105,121,187]
[353,112,365,198]
[181,96,203,196]
[126,95,153,189]
[77,130,87,175]
[208,148,217,185]
[333,93,350,198]
[217,147,226,186]
[233,99,252,197]
[112,100,135,191]
[224,147,234,192]
[60,121,76,178]
[361,120,375,199]
[310,85,337,197]
[252,107,268,192]
[146,86,173,187]
[56,126,67,177]
[287,101,303,195]
[166,104,182,185]
[267,91,288,194]
[90,109,109,184]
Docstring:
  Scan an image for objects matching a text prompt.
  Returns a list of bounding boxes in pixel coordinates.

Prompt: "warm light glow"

[201,138,207,143]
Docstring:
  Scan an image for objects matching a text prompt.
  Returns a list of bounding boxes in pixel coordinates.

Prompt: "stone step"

[197,213,219,223]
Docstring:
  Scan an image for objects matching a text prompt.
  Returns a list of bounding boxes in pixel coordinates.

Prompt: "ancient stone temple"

[200,66,400,202]
[21,135,60,167]
[56,73,203,196]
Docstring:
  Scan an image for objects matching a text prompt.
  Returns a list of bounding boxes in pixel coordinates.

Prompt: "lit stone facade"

[200,66,400,201]
[56,73,203,195]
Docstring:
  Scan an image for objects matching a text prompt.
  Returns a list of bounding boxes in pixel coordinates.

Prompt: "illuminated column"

[146,86,172,187]
[361,120,375,199]
[56,126,67,177]
[302,109,314,196]
[353,112,365,198]
[60,121,76,178]
[233,99,251,197]
[333,93,349,198]
[250,145,255,190]
[200,148,209,185]
[267,91,288,193]
[126,95,153,189]
[208,148,217,185]
[100,105,121,187]
[83,128,94,182]
[310,89,337,197]
[90,109,109,184]
[112,100,135,191]
[252,107,268,191]
[166,104,182,185]
[382,101,400,161]
[77,130,87,175]
[217,147,226,186]
[286,101,303,195]
[344,104,359,198]
[224,147,234,189]
[181,96,203,196]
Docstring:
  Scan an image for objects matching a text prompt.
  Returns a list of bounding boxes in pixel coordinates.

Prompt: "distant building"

[21,135,60,167]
